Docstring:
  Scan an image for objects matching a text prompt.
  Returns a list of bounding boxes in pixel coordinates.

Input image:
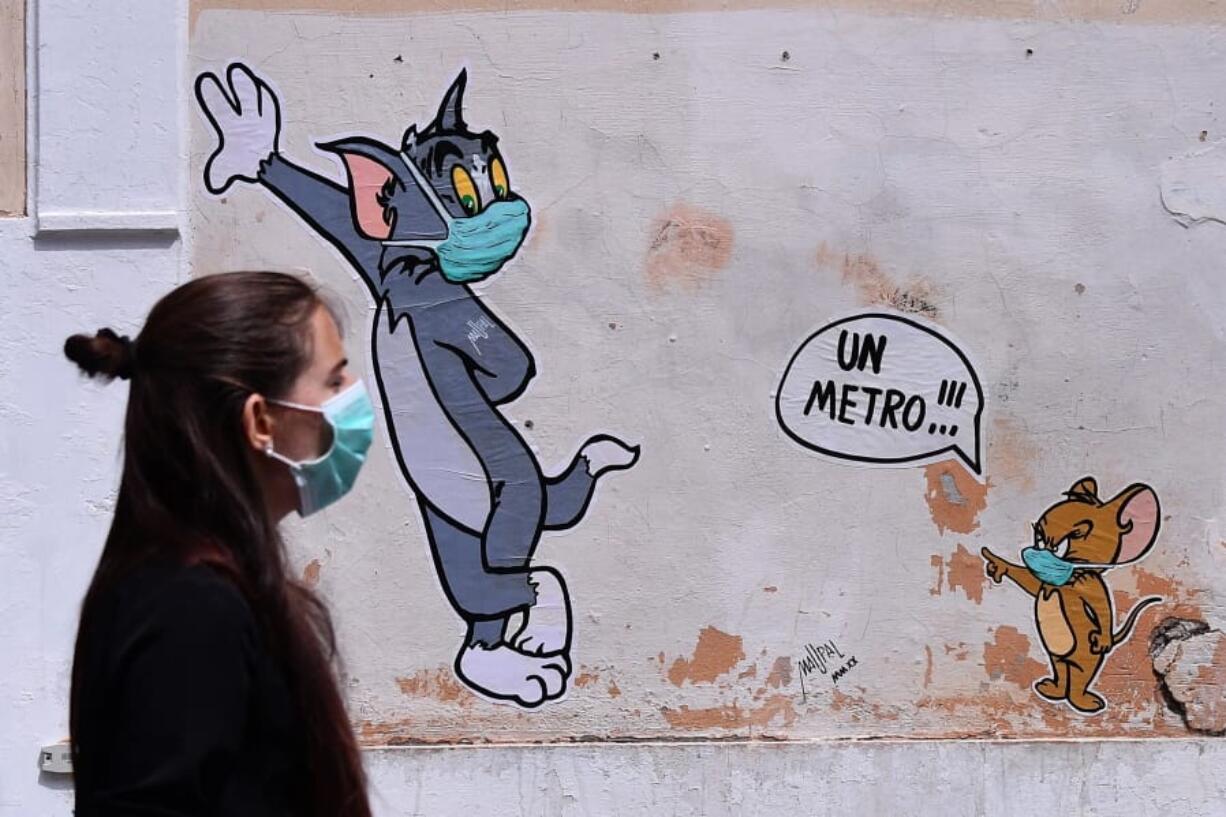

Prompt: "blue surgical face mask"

[383,152,531,284]
[266,380,376,517]
[1021,546,1113,587]
[433,198,530,283]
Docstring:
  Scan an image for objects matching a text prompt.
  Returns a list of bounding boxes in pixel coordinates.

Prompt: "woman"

[63,271,375,816]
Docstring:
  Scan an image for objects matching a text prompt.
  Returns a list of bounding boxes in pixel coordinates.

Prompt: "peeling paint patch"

[765,656,793,689]
[929,554,944,596]
[645,202,732,292]
[667,626,746,686]
[983,626,1046,689]
[661,694,796,730]
[302,558,323,588]
[946,544,986,604]
[817,244,939,318]
[573,670,600,688]
[1160,146,1226,228]
[923,463,989,534]
[395,667,471,705]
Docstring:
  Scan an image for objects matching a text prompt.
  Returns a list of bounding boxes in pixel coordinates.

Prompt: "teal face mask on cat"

[383,152,531,284]
[1021,546,1114,587]
[265,380,376,517]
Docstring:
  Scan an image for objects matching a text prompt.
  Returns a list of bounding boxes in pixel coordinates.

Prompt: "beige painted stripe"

[0,0,25,217]
[192,0,1226,30]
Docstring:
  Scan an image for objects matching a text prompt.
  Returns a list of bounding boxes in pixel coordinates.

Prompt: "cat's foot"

[580,434,640,477]
[455,643,569,708]
[509,567,572,659]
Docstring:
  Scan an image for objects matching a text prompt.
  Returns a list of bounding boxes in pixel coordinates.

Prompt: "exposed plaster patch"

[983,625,1046,689]
[922,463,990,534]
[931,544,987,604]
[1151,617,1226,735]
[667,626,746,686]
[1160,146,1226,228]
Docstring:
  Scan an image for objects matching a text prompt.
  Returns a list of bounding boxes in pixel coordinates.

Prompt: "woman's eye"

[451,166,480,216]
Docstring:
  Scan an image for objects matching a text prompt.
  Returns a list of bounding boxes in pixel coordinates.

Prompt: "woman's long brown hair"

[64,271,371,817]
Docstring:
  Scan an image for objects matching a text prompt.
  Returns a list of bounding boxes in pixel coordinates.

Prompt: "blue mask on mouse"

[1021,547,1113,587]
[434,198,530,284]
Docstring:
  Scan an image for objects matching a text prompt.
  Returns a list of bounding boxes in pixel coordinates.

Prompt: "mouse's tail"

[1113,596,1163,645]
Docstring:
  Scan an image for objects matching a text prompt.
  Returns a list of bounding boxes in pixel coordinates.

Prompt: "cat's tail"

[542,434,640,531]
[1113,596,1163,646]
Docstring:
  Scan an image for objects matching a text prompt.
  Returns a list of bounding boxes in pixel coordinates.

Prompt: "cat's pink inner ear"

[341,153,394,239]
[1118,487,1159,563]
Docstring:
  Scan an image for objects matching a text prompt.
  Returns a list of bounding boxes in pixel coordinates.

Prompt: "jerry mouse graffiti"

[981,478,1164,714]
[194,62,640,708]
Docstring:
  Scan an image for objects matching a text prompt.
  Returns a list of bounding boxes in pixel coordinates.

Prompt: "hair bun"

[64,327,136,381]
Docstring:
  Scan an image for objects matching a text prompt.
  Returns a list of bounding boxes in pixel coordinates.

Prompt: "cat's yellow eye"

[452,165,480,215]
[491,157,509,199]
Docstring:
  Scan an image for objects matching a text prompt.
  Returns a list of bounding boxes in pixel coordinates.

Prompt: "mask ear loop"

[264,395,340,467]
[381,152,455,250]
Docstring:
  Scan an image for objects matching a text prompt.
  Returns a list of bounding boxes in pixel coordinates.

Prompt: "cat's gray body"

[195,64,638,706]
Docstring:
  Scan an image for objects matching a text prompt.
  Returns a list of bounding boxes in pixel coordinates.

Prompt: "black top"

[72,562,306,816]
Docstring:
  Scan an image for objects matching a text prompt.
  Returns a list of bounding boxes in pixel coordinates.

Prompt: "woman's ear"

[242,393,275,455]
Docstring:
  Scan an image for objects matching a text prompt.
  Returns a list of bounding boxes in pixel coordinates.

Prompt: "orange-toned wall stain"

[395,667,472,705]
[667,626,746,686]
[982,625,1046,689]
[765,656,793,689]
[923,462,990,535]
[191,0,1226,31]
[923,645,934,687]
[816,244,939,318]
[644,202,733,293]
[572,670,601,688]
[946,544,987,604]
[301,558,322,588]
[944,642,969,661]
[661,695,796,730]
[988,416,1038,493]
[930,554,944,596]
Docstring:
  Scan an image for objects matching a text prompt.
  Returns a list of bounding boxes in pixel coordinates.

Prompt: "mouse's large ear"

[1110,483,1160,564]
[317,137,448,241]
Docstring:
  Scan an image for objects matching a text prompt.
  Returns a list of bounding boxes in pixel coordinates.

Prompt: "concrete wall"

[4,1,1226,814]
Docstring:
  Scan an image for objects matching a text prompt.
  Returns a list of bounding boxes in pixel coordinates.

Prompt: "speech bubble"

[776,311,985,475]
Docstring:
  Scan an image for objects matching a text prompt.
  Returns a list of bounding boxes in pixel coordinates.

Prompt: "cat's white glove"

[194,63,281,195]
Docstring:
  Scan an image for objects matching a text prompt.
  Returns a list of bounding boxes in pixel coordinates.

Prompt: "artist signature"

[466,316,495,355]
[797,639,859,702]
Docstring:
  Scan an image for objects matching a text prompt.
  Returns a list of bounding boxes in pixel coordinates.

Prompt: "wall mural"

[776,311,985,475]
[194,63,640,708]
[981,479,1163,714]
